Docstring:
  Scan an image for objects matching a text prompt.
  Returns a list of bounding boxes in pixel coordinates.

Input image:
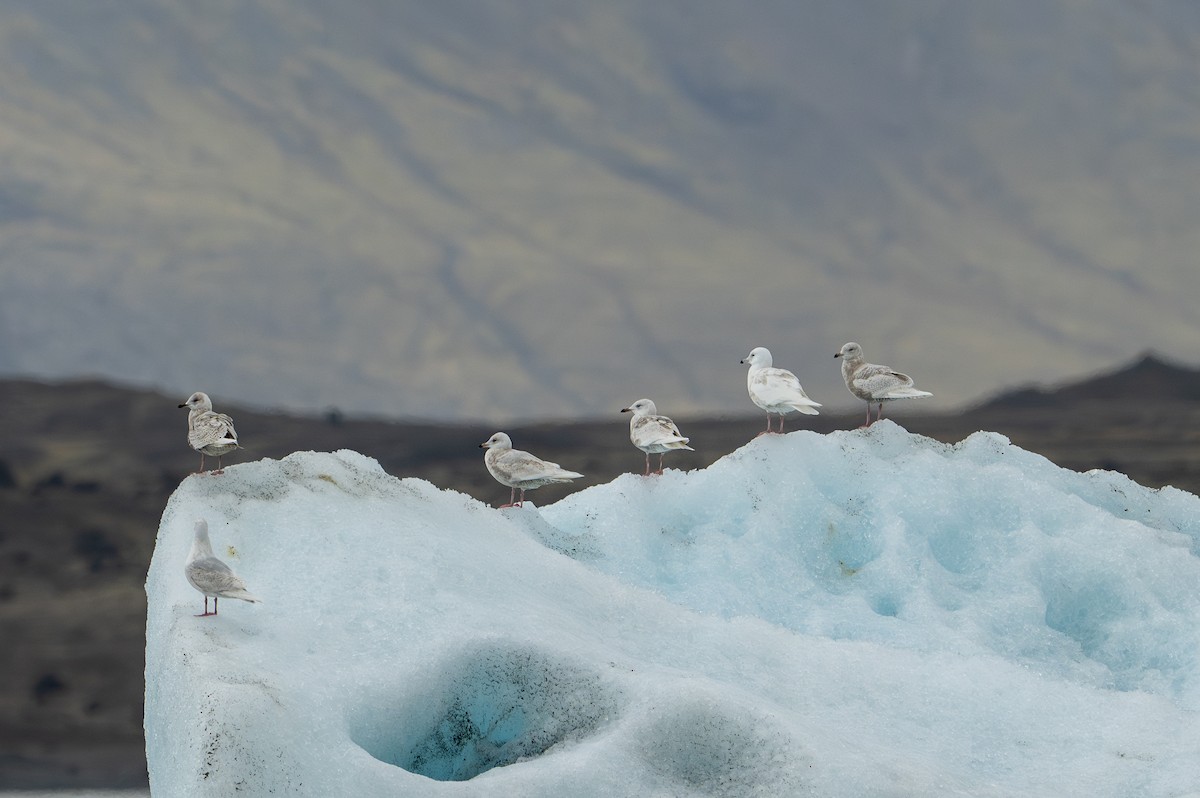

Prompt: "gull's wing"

[496,449,582,482]
[852,364,918,399]
[632,414,690,448]
[186,556,251,598]
[190,411,239,449]
[752,368,819,407]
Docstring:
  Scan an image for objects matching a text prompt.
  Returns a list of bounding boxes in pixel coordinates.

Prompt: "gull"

[835,341,932,427]
[741,347,821,434]
[179,391,239,474]
[621,398,694,476]
[185,518,261,617]
[480,432,583,508]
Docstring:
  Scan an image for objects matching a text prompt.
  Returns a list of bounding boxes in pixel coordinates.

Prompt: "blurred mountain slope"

[0,1,1198,419]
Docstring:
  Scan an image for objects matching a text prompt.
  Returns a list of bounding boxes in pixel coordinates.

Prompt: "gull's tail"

[225,589,262,604]
[789,399,822,416]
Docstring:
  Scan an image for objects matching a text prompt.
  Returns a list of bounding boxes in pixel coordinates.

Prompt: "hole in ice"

[869,593,900,617]
[1043,579,1126,659]
[351,643,621,782]
[927,526,981,575]
[637,697,812,795]
[821,519,882,578]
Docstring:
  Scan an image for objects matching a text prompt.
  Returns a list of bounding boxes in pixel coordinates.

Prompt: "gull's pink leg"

[498,487,518,508]
[644,453,652,476]
[196,596,217,617]
[516,489,526,508]
[756,414,772,437]
[876,403,885,423]
[778,414,786,433]
[656,453,666,475]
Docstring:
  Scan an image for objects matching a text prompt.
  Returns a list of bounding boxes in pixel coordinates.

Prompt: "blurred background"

[1,0,1199,791]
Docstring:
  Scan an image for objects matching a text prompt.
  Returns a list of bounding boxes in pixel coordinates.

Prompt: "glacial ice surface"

[145,423,1200,796]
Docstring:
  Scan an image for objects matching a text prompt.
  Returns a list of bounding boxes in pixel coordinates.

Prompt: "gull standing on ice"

[480,432,583,508]
[835,341,932,427]
[621,398,694,476]
[185,518,261,617]
[179,391,239,474]
[741,347,822,434]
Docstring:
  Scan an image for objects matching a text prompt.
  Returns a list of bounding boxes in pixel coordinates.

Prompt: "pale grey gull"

[835,341,932,427]
[179,391,239,474]
[185,518,261,617]
[480,432,583,508]
[621,398,694,475]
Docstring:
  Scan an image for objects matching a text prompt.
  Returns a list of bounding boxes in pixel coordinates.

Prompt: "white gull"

[741,347,821,434]
[480,432,583,508]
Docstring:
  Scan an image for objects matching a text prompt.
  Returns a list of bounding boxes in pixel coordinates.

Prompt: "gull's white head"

[190,518,213,556]
[621,398,658,417]
[179,391,213,411]
[480,432,513,450]
[835,342,863,361]
[741,347,773,369]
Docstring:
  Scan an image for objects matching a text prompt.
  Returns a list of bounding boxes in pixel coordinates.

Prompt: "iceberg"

[145,423,1200,796]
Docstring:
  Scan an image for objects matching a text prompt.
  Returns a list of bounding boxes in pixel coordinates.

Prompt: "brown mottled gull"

[479,432,583,508]
[185,518,260,617]
[835,341,932,427]
[179,391,239,474]
[621,398,694,476]
[741,347,821,435]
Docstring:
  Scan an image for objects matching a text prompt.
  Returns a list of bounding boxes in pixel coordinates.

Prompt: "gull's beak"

[178,402,188,408]
[621,407,631,413]
[834,352,842,359]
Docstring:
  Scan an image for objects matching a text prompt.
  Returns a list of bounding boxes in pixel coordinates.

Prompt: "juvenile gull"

[480,432,583,508]
[185,518,261,617]
[621,398,694,476]
[835,341,932,427]
[179,391,239,474]
[741,347,821,434]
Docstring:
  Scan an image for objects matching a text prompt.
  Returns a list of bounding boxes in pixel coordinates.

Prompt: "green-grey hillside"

[0,1,1198,419]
